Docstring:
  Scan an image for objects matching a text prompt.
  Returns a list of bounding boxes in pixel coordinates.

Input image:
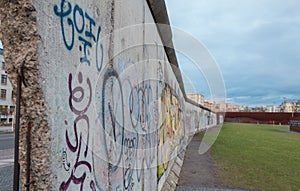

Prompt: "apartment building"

[265,105,281,112]
[0,48,14,124]
[280,100,300,113]
[186,92,205,106]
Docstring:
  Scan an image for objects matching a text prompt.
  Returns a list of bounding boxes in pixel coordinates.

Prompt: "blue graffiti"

[73,5,85,34]
[54,0,74,50]
[54,0,103,71]
[96,27,104,72]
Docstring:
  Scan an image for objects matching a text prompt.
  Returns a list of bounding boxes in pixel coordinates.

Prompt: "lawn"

[210,122,300,191]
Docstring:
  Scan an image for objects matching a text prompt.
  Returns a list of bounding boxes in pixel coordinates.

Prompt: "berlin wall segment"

[0,0,218,190]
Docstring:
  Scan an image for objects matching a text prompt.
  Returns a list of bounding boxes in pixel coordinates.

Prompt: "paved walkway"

[0,149,14,190]
[0,126,13,132]
[0,148,14,168]
[0,165,13,191]
[0,131,14,190]
[176,135,250,191]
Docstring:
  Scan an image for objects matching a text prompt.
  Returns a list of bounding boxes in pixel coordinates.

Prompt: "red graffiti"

[60,72,95,191]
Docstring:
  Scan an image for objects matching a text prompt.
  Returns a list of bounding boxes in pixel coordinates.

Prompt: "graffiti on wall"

[60,72,96,191]
[50,1,219,191]
[157,84,183,180]
[92,65,159,191]
[54,0,104,71]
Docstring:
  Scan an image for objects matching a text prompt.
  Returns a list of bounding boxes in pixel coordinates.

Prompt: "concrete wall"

[0,0,218,190]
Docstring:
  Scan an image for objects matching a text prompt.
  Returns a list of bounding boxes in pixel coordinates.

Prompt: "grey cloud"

[166,0,300,106]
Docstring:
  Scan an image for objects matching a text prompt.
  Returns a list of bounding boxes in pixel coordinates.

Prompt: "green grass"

[210,123,300,191]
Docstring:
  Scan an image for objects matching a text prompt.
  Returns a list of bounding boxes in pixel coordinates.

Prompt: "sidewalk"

[0,148,14,168]
[0,138,14,190]
[176,135,250,191]
[0,126,13,133]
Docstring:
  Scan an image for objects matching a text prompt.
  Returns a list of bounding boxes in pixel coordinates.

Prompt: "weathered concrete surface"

[0,0,52,190]
[146,0,186,95]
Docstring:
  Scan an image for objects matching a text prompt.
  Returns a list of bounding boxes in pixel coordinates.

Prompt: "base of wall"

[161,149,186,191]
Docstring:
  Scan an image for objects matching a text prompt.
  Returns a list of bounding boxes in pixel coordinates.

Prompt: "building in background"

[280,100,300,113]
[213,102,226,113]
[225,103,240,112]
[186,92,205,106]
[0,47,14,124]
[204,100,215,111]
[265,105,281,112]
[186,93,300,113]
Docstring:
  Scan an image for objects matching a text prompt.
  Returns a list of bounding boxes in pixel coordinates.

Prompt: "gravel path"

[176,135,251,191]
[176,135,224,188]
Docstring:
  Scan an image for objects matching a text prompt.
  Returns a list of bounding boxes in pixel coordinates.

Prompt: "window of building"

[1,75,7,85]
[0,105,6,115]
[1,62,5,70]
[9,106,15,115]
[0,89,6,99]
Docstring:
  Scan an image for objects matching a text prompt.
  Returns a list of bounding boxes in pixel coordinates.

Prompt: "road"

[0,133,14,150]
[0,132,14,191]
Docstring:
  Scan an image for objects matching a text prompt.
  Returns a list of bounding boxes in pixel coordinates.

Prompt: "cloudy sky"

[165,0,300,106]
